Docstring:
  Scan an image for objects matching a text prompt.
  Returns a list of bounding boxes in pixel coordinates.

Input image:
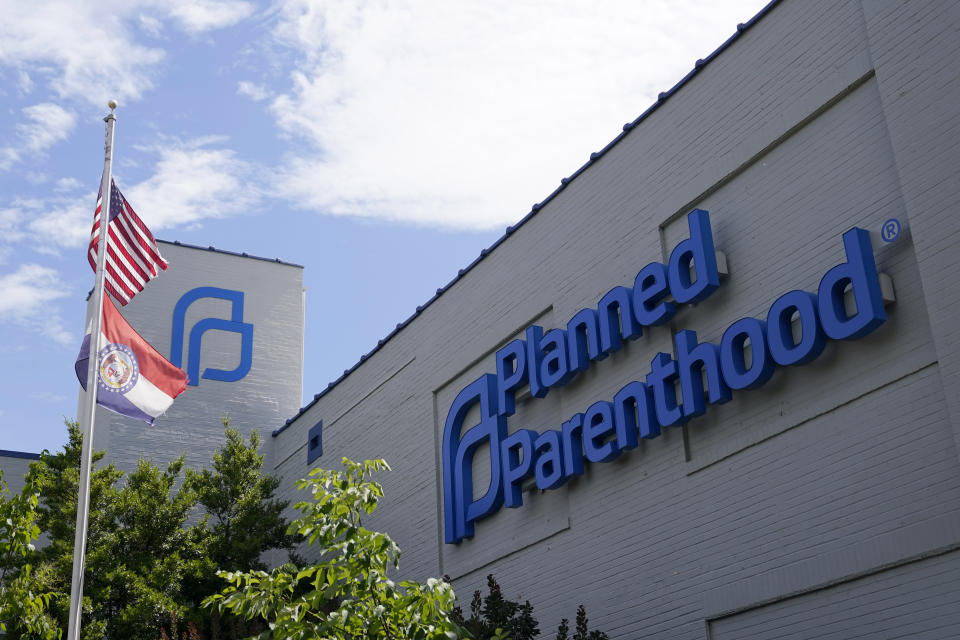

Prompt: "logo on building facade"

[442,210,890,544]
[171,287,253,386]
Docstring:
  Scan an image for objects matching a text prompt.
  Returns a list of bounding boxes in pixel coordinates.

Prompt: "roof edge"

[272,0,781,438]
[0,449,42,460]
[157,239,304,269]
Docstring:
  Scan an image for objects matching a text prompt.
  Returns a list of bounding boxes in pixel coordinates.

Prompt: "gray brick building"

[65,240,305,477]
[268,1,960,637]
[91,241,304,476]
[0,450,40,497]
[2,1,957,637]
[2,242,304,493]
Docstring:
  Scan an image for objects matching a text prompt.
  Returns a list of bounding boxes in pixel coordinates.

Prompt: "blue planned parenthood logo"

[171,287,254,386]
[98,343,139,394]
[441,210,891,544]
[881,218,901,243]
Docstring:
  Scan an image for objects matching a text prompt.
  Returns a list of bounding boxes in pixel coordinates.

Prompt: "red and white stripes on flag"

[88,179,167,306]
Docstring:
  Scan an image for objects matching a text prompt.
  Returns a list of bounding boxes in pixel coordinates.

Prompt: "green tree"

[90,456,206,638]
[0,468,59,638]
[30,419,299,639]
[205,457,465,639]
[182,420,297,637]
[30,420,123,639]
[450,576,608,640]
[571,605,607,640]
[186,421,295,575]
[31,422,206,639]
[452,575,538,640]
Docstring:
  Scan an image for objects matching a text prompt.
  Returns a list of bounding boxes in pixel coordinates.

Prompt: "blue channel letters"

[442,210,889,544]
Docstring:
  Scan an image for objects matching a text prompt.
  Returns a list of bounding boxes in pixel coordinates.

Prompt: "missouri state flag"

[75,297,188,425]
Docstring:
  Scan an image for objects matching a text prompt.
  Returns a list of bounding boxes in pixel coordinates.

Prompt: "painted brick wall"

[270,1,960,637]
[0,452,39,496]
[860,0,960,459]
[84,242,304,476]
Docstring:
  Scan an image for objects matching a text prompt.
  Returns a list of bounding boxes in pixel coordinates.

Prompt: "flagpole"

[67,100,118,640]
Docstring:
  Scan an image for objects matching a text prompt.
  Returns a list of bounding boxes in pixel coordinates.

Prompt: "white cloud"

[19,103,75,152]
[23,171,50,185]
[139,14,165,38]
[124,138,261,229]
[0,264,72,344]
[0,1,255,107]
[0,149,17,170]
[0,195,92,258]
[0,102,75,169]
[165,0,255,33]
[55,177,83,192]
[267,0,770,230]
[3,135,256,260]
[237,81,271,101]
[0,208,26,243]
[0,208,23,263]
[27,200,92,250]
[0,3,165,105]
[17,70,32,94]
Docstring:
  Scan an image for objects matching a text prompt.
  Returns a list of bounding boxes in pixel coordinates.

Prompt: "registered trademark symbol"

[881,218,901,243]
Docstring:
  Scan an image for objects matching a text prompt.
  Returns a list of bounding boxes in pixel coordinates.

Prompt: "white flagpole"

[67,100,118,640]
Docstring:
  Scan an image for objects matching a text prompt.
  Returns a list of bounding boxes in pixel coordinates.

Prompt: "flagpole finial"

[104,100,118,124]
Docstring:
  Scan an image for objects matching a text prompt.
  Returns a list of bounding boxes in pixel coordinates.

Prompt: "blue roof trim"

[272,0,780,438]
[0,449,41,460]
[157,239,304,269]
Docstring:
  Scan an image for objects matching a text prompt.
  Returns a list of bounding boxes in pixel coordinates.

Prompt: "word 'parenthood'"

[442,210,888,544]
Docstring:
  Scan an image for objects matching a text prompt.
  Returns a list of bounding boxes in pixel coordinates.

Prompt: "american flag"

[88,179,168,306]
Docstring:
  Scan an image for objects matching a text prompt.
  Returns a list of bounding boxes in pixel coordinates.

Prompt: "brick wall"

[86,243,304,476]
[270,1,960,637]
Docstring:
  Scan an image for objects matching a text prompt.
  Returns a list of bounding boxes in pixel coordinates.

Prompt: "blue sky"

[0,0,769,454]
